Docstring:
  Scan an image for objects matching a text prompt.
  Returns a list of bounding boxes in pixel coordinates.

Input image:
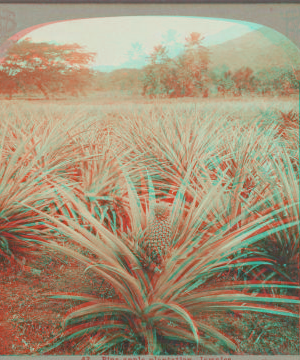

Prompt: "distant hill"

[93,26,300,77]
[209,26,300,72]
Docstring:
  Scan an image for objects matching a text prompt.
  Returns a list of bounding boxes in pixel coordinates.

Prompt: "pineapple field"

[0,97,299,356]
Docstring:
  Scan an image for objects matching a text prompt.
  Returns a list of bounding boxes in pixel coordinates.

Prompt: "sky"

[24,16,262,71]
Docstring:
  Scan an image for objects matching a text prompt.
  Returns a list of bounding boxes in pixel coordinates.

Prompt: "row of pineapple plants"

[0,100,299,354]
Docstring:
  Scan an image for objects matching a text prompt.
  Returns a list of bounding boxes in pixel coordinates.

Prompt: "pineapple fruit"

[99,279,115,298]
[144,202,172,272]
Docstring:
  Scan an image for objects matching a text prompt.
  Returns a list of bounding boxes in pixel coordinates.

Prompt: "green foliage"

[208,66,299,97]
[142,33,210,98]
[0,39,96,99]
[1,100,298,355]
[141,32,299,99]
[254,67,299,96]
[30,170,299,355]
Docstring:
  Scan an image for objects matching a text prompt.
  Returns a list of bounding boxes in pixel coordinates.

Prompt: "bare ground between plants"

[0,259,116,355]
[0,260,299,355]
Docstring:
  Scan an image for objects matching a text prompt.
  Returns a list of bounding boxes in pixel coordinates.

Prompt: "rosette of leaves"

[22,162,300,356]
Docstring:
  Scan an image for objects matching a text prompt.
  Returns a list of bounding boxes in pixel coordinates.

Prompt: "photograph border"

[0,2,299,360]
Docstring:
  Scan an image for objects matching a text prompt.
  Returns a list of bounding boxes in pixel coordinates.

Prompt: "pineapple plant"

[32,173,300,356]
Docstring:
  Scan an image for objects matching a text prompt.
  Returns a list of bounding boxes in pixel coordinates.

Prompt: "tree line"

[141,32,299,98]
[0,36,298,99]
